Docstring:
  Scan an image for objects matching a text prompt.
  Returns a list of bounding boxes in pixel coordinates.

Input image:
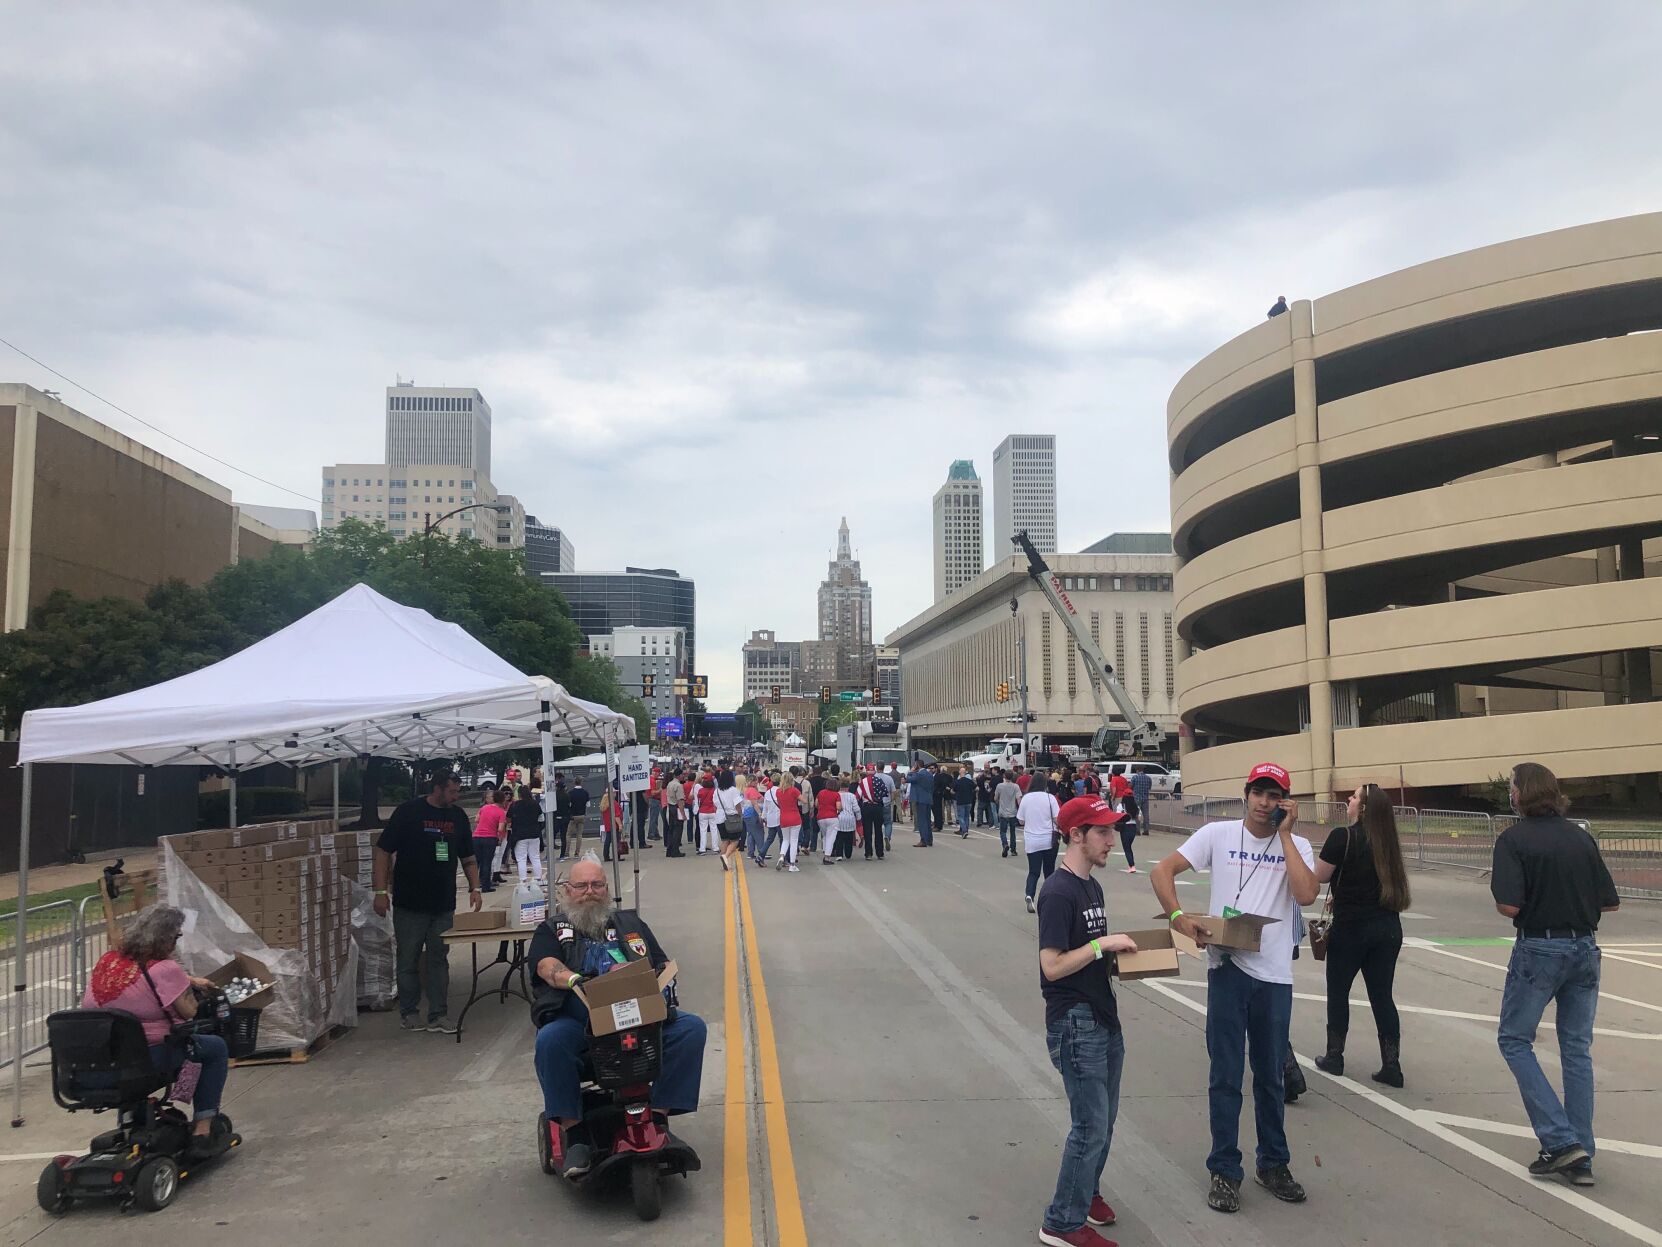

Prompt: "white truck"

[836,719,912,775]
[1101,759,1182,797]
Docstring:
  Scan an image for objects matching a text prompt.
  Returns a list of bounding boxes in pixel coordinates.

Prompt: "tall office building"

[932,459,984,601]
[384,383,492,479]
[742,629,803,701]
[544,567,697,677]
[818,518,873,649]
[589,626,685,719]
[523,515,576,575]
[992,433,1057,556]
[320,462,522,550]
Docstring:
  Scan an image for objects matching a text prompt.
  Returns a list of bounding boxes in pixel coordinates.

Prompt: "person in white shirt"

[1150,762,1318,1216]
[1018,773,1063,915]
[837,783,860,861]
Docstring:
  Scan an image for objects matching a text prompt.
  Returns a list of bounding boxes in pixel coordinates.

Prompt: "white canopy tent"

[11,584,637,1116]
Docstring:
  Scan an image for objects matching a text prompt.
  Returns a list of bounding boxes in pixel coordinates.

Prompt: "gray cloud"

[5,1,1662,704]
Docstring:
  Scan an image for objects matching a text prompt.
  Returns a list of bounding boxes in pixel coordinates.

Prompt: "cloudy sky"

[6,2,1662,706]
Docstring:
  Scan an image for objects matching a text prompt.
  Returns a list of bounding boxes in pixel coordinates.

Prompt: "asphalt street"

[1,823,1658,1247]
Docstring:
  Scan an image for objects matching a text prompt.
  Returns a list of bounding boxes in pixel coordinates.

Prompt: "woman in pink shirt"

[474,788,510,893]
[81,905,230,1155]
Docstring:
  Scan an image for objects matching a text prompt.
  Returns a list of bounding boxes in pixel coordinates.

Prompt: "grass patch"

[0,881,104,952]
[0,880,102,920]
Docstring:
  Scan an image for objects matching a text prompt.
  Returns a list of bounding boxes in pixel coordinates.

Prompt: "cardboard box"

[206,952,276,1009]
[571,959,675,1036]
[1201,913,1279,952]
[1111,928,1191,981]
[449,909,506,932]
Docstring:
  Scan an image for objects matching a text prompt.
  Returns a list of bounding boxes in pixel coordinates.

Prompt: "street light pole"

[421,502,508,568]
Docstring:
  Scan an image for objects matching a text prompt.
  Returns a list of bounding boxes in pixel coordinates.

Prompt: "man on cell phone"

[1149,762,1318,1215]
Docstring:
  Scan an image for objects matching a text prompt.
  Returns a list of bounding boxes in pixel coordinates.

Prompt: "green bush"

[198,786,308,828]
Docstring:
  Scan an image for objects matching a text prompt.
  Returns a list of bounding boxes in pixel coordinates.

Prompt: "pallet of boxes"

[158,819,360,1065]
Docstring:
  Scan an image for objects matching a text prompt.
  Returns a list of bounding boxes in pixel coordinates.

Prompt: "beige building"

[742,629,803,701]
[320,462,524,550]
[1170,212,1662,801]
[887,549,1178,756]
[933,460,984,601]
[1,385,280,631]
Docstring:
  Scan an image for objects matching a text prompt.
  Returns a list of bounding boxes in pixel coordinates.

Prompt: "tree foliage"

[0,520,649,738]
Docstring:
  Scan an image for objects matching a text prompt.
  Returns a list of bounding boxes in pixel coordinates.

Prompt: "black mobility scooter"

[37,993,242,1214]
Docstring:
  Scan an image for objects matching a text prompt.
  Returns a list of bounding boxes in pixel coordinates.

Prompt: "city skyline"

[6,7,1661,707]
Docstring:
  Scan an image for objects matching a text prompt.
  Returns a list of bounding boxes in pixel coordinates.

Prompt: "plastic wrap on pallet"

[348,877,398,1010]
[159,838,357,1054]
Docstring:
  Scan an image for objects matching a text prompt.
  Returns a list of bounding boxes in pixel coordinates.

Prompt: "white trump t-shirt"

[1178,819,1313,985]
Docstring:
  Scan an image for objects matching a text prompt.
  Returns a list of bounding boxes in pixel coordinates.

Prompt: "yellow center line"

[723,862,752,1246]
[736,859,809,1247]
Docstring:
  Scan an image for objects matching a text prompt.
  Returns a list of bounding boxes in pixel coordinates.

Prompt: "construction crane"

[1013,531,1166,759]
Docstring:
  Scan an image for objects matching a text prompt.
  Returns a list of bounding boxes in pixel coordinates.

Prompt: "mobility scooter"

[536,995,701,1220]
[38,987,242,1213]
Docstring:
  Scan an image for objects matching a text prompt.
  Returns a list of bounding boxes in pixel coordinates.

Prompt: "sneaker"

[720,854,729,872]
[400,1013,423,1031]
[1123,867,1139,874]
[552,1125,594,1179]
[1087,1194,1116,1226]
[1026,895,1036,914]
[823,856,835,865]
[1567,1162,1595,1187]
[1037,1225,1115,1247]
[1255,1165,1306,1203]
[1528,1144,1589,1176]
[787,865,800,873]
[427,1016,459,1035]
[1207,1173,1241,1213]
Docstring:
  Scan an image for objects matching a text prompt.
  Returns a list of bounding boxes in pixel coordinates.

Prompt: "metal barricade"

[1,899,85,1070]
[1412,808,1494,872]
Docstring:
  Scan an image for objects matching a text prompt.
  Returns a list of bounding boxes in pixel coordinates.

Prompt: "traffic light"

[871,686,882,704]
[770,685,781,704]
[642,674,655,697]
[996,680,1010,703]
[690,675,708,698]
[820,685,832,703]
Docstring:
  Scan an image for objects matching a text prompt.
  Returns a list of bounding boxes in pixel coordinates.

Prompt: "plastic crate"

[589,1021,663,1086]
[225,1007,263,1058]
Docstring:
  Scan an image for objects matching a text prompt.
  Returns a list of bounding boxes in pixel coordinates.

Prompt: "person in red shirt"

[773,774,805,872]
[815,780,843,865]
[646,769,663,842]
[1109,771,1132,802]
[1016,766,1033,794]
[696,775,720,855]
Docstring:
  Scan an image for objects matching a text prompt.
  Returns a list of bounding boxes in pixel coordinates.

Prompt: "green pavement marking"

[1425,937,1514,947]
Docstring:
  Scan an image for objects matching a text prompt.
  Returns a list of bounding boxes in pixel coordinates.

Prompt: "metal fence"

[0,899,91,1069]
[1144,795,1659,902]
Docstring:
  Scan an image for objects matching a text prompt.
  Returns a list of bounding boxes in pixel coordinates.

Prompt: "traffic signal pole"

[1014,598,1031,770]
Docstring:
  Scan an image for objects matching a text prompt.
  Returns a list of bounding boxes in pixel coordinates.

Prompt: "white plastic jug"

[513,881,547,927]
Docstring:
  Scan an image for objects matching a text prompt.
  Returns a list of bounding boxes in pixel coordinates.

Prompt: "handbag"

[720,788,745,836]
[1309,822,1353,960]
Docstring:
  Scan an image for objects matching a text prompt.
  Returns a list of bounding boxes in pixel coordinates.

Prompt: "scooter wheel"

[537,1112,556,1175]
[630,1158,661,1221]
[37,1161,69,1214]
[132,1156,179,1212]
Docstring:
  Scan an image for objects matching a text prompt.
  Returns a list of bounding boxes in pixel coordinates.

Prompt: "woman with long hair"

[1313,783,1411,1086]
[508,784,545,883]
[1017,772,1062,914]
[773,774,805,872]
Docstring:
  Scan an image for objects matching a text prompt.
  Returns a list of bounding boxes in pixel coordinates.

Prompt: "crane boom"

[1013,531,1166,759]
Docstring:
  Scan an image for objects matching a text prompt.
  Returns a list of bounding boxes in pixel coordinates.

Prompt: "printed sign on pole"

[618,745,651,794]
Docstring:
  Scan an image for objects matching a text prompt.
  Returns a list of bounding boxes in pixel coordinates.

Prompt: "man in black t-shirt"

[1035,797,1138,1247]
[1492,762,1620,1184]
[372,773,482,1034]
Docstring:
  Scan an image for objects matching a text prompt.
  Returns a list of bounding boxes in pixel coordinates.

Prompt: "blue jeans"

[999,816,1018,853]
[1205,959,1292,1180]
[534,993,708,1120]
[151,1034,229,1121]
[1025,845,1057,900]
[473,837,499,891]
[648,803,661,840]
[957,804,971,836]
[1498,935,1601,1156]
[914,802,933,845]
[883,803,893,848]
[1044,1005,1124,1234]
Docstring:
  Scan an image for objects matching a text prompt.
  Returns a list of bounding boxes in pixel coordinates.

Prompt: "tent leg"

[539,707,556,901]
[332,760,341,825]
[604,732,623,904]
[11,764,32,1128]
[228,774,238,829]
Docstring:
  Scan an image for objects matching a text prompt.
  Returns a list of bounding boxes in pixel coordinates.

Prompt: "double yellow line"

[722,859,808,1246]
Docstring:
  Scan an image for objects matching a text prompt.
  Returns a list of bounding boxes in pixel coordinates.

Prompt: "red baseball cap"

[1245,762,1291,793]
[1057,796,1125,836]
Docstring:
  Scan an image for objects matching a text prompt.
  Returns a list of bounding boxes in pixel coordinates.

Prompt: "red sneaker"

[1038,1224,1116,1247]
[1088,1196,1116,1226]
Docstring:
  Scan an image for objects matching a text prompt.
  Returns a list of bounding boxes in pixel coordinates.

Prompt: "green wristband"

[1090,938,1103,961]
[1168,908,1184,922]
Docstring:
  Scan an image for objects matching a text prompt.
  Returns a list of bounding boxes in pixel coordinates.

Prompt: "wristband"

[1090,938,1103,961]
[374,889,388,897]
[566,973,583,989]
[1168,908,1184,922]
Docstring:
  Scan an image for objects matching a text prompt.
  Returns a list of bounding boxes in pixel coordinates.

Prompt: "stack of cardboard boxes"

[160,819,353,1050]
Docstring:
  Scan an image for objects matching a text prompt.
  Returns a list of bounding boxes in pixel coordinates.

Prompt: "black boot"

[1314,1027,1346,1076]
[1282,1044,1306,1103]
[1372,1037,1404,1088]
